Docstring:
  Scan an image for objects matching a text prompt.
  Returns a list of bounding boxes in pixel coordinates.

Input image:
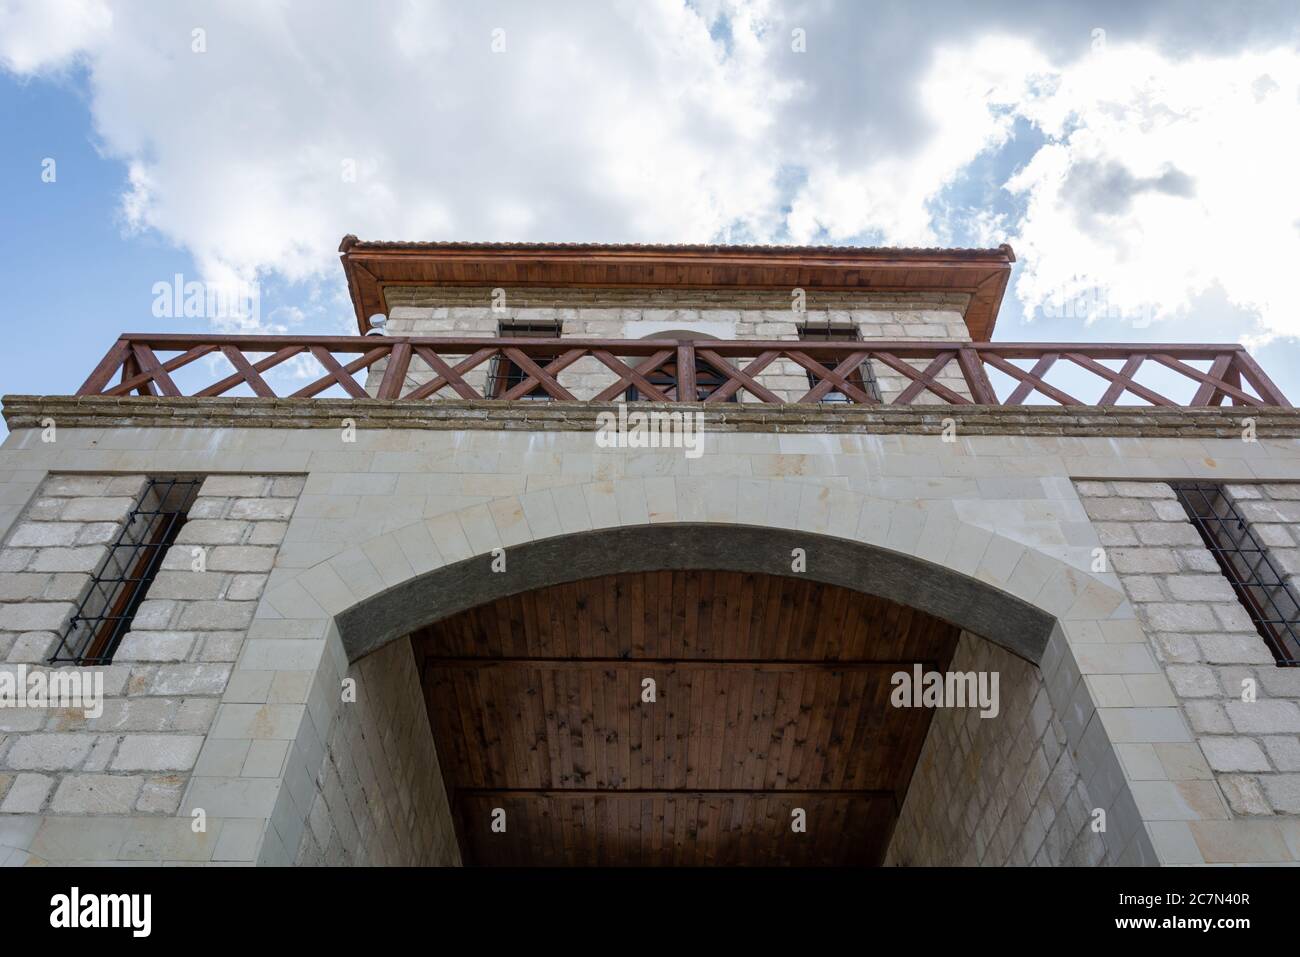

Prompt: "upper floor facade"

[42,237,1288,414]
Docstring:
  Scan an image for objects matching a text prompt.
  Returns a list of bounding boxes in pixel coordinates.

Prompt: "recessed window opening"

[798,323,880,403]
[50,476,203,666]
[1171,481,1300,666]
[488,320,563,400]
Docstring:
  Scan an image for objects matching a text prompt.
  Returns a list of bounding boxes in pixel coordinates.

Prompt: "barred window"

[1171,482,1300,666]
[798,323,880,403]
[487,321,563,400]
[50,476,202,665]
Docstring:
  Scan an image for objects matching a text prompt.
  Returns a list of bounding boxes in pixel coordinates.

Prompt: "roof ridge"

[338,234,1015,258]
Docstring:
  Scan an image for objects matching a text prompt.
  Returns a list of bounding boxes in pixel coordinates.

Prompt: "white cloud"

[2,0,1300,346]
[4,0,798,288]
[0,0,110,73]
[1007,43,1300,342]
[786,36,1050,245]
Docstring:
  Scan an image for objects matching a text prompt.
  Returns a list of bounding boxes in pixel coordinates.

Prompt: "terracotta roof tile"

[339,234,1015,260]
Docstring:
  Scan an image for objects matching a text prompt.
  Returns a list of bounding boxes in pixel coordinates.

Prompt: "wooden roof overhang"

[339,235,1015,341]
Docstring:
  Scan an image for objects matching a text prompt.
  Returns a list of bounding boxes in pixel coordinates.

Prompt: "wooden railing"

[75,333,1291,407]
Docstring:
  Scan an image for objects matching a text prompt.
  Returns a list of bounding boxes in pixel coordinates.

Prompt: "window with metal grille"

[50,476,202,665]
[625,354,737,402]
[798,323,880,403]
[1171,482,1300,666]
[487,321,562,399]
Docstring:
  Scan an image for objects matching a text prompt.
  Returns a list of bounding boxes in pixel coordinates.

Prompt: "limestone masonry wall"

[3,419,1300,865]
[0,473,302,863]
[292,636,458,866]
[1075,479,1300,862]
[887,631,1121,866]
[367,285,974,404]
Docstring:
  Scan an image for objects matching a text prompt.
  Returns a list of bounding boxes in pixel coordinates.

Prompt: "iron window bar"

[50,476,203,666]
[798,323,881,404]
[1171,481,1300,666]
[486,321,563,400]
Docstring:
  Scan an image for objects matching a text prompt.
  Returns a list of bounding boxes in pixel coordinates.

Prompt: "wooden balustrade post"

[376,341,412,399]
[956,345,998,405]
[676,342,696,402]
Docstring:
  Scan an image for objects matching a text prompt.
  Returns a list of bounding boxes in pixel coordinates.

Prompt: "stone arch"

[263,472,1127,664]
[273,476,1151,866]
[635,328,721,339]
[336,522,1057,663]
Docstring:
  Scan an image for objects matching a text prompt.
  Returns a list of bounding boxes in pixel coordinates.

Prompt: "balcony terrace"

[3,240,1294,438]
[65,332,1289,409]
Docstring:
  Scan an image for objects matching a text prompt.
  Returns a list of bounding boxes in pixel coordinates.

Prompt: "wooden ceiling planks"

[420,572,957,662]
[410,569,961,866]
[455,791,897,866]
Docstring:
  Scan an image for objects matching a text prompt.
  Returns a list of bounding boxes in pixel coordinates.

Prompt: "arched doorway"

[412,568,960,865]
[330,524,1091,866]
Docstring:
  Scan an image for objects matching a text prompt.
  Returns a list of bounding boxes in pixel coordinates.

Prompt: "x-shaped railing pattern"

[75,334,1291,407]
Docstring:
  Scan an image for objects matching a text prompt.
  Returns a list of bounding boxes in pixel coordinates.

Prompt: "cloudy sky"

[2,0,1299,406]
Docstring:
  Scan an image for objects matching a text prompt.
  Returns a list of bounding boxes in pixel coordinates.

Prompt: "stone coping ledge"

[4,395,1299,437]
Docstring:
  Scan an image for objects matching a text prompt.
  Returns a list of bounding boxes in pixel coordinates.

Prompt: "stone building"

[0,238,1298,866]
